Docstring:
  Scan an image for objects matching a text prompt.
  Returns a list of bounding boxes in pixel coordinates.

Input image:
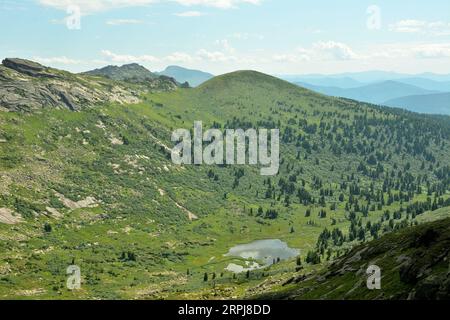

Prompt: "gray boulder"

[2,58,57,78]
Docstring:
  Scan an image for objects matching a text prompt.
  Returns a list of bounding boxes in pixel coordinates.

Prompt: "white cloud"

[271,42,358,64]
[101,49,159,63]
[101,50,198,64]
[28,42,450,75]
[197,44,263,64]
[1,0,27,10]
[313,41,358,60]
[272,48,311,63]
[389,20,427,33]
[390,19,450,36]
[173,0,261,9]
[38,0,260,14]
[215,39,235,53]
[177,39,239,63]
[368,46,409,59]
[228,32,264,40]
[272,54,310,63]
[365,42,450,60]
[94,42,450,75]
[413,43,450,58]
[106,19,143,25]
[38,0,157,15]
[174,11,206,17]
[197,49,237,62]
[33,56,82,64]
[100,48,237,64]
[164,52,195,63]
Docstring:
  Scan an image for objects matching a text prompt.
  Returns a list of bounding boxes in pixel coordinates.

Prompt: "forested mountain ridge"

[385,92,450,116]
[0,61,449,299]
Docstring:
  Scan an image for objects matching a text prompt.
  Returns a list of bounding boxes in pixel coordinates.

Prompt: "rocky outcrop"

[83,63,157,81]
[0,58,142,112]
[0,58,181,112]
[2,58,57,78]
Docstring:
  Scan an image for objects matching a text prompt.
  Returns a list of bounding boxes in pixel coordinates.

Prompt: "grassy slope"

[0,71,449,299]
[255,208,450,300]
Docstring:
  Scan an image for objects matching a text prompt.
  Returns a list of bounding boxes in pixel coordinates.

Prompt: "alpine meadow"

[0,0,450,303]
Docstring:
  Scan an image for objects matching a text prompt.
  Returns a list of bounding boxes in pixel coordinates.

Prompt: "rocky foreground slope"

[0,58,178,112]
[255,214,450,300]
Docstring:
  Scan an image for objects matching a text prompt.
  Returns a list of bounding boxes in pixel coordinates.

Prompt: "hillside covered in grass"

[255,212,450,300]
[0,60,449,299]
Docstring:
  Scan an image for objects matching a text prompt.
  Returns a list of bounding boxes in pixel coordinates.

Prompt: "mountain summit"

[157,65,213,87]
[83,63,158,82]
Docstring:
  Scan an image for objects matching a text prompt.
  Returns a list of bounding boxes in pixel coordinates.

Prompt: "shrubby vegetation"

[0,70,448,299]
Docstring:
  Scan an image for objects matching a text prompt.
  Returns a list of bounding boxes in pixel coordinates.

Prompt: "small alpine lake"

[224,239,300,273]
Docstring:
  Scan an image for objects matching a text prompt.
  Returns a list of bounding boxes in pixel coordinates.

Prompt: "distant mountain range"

[83,64,214,87]
[393,78,450,92]
[156,66,214,87]
[282,71,450,83]
[279,76,364,89]
[297,80,439,105]
[81,64,448,115]
[283,71,450,115]
[385,92,450,115]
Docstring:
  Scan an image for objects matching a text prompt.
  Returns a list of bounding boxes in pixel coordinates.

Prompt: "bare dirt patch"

[174,202,198,221]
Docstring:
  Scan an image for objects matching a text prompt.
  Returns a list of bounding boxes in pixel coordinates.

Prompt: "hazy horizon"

[1,0,450,75]
[4,56,450,80]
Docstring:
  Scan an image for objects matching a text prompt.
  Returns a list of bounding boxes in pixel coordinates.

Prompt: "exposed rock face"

[0,208,22,225]
[2,58,56,78]
[0,58,177,112]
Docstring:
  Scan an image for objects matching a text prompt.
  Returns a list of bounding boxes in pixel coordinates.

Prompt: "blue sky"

[1,0,450,75]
